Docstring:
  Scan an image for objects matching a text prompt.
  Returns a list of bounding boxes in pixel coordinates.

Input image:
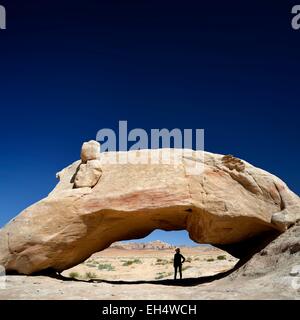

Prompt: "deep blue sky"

[0,1,299,245]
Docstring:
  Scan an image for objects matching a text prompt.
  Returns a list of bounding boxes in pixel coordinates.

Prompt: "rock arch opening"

[62,229,239,282]
[1,146,298,277]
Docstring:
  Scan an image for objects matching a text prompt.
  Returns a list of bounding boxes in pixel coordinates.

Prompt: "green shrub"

[186,257,192,263]
[69,272,79,278]
[122,259,142,266]
[85,272,97,279]
[98,264,115,271]
[217,255,226,260]
[155,272,172,280]
[133,258,142,264]
[155,272,165,280]
[155,258,169,265]
[207,258,214,262]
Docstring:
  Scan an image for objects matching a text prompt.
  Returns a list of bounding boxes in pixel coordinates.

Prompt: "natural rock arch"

[0,142,299,275]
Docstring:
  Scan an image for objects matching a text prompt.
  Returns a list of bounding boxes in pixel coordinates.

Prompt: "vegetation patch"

[98,263,115,271]
[122,259,142,266]
[85,272,97,279]
[155,258,170,265]
[69,272,79,279]
[155,272,173,280]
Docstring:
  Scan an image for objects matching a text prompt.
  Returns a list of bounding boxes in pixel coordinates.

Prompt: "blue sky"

[0,1,299,245]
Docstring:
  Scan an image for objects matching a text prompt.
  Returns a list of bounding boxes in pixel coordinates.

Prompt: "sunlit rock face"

[0,142,299,275]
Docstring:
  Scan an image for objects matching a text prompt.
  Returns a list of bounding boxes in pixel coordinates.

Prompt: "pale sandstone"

[80,140,100,163]
[0,144,299,275]
[74,160,102,188]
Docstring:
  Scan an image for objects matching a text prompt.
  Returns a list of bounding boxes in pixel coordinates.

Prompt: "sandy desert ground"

[1,240,298,300]
[0,245,243,300]
[61,245,237,281]
[2,236,298,300]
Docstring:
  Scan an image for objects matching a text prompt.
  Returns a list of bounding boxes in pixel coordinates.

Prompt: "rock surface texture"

[0,142,299,275]
[80,140,100,163]
[0,224,299,299]
[74,160,102,188]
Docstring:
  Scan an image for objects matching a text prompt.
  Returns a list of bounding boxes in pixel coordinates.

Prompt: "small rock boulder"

[80,140,100,163]
[74,160,102,188]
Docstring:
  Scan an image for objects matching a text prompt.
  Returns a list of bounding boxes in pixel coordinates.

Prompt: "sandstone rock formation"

[110,240,176,250]
[0,142,299,275]
[80,140,100,163]
[229,222,300,280]
[74,160,102,188]
[0,225,298,299]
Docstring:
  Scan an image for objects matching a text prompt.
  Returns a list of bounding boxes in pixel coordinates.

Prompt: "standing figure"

[173,248,185,280]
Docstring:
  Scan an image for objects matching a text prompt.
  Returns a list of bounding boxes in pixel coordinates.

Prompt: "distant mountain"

[110,240,176,250]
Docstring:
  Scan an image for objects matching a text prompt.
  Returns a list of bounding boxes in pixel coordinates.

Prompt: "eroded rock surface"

[80,140,100,163]
[0,143,299,275]
[74,160,102,188]
[0,225,298,300]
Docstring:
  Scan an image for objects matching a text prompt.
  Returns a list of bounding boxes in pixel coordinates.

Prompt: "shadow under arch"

[47,227,254,286]
[48,265,237,287]
[33,226,280,288]
[39,227,280,286]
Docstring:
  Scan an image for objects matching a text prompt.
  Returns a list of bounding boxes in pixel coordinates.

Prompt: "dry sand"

[61,246,237,281]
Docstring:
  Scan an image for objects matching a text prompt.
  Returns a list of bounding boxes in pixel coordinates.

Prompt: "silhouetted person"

[173,248,185,280]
